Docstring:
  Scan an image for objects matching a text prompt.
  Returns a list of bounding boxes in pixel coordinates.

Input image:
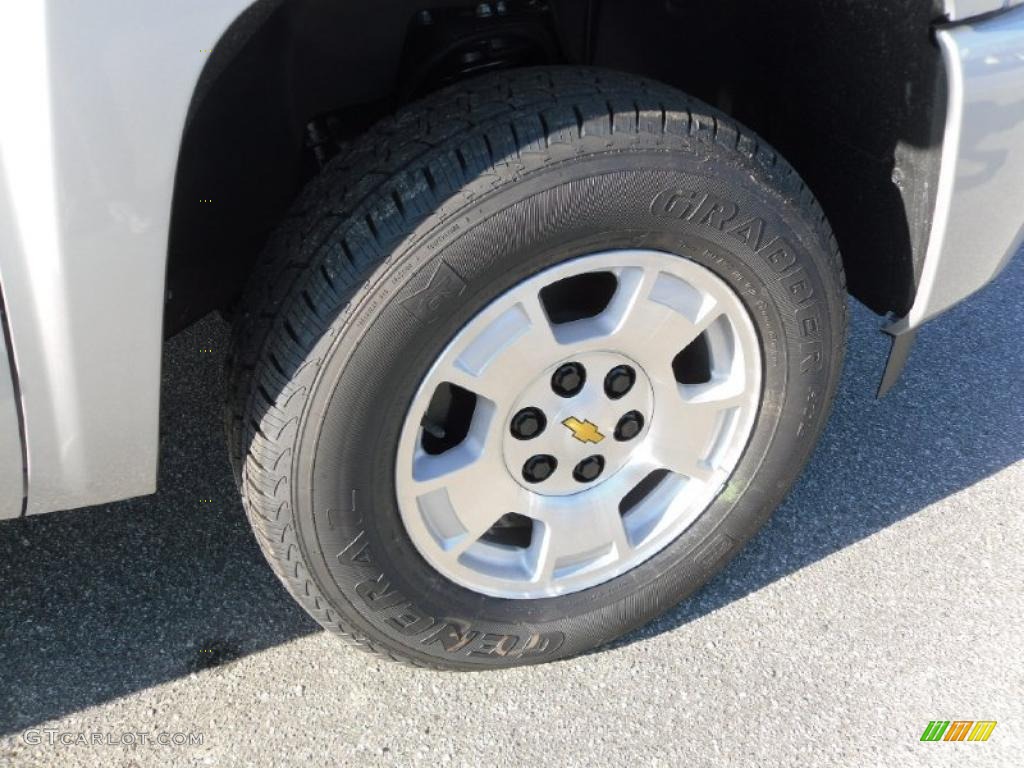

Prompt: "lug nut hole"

[522,454,557,483]
[614,410,645,441]
[510,407,546,440]
[551,362,586,397]
[572,455,605,483]
[604,365,636,399]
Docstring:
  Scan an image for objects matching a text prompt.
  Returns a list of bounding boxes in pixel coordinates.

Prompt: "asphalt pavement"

[1,253,1021,768]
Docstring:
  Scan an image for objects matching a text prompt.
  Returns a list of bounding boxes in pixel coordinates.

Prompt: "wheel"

[226,67,846,670]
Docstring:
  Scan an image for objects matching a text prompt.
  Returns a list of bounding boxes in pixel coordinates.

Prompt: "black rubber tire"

[226,67,846,670]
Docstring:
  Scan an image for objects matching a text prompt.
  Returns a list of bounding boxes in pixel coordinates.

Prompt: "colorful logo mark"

[920,721,997,742]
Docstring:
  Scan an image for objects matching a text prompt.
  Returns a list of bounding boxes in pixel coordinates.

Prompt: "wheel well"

[166,0,947,335]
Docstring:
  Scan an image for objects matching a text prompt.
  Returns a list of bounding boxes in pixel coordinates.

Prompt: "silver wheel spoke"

[552,265,727,371]
[438,291,560,403]
[613,267,723,366]
[646,381,746,483]
[531,492,632,585]
[414,464,527,560]
[410,419,529,560]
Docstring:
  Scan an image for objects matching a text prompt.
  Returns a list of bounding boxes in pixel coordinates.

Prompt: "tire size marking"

[796,385,821,439]
[694,532,737,574]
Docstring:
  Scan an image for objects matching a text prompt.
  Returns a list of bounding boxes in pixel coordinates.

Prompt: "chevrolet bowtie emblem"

[562,416,605,444]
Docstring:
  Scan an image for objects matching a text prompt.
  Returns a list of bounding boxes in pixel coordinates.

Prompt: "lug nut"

[573,455,605,483]
[510,407,546,440]
[614,410,644,441]
[604,365,636,399]
[551,362,586,397]
[522,454,557,483]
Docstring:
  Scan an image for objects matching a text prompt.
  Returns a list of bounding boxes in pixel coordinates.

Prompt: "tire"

[226,66,846,670]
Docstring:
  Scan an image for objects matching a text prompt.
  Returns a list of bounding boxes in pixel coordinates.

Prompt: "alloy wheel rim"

[395,250,762,599]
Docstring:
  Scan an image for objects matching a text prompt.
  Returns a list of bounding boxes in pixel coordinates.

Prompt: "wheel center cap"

[502,351,654,496]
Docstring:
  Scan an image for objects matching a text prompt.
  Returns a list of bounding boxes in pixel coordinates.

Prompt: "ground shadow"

[0,254,1020,734]
[0,317,319,735]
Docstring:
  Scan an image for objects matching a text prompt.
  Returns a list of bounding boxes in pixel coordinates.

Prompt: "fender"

[0,1,264,513]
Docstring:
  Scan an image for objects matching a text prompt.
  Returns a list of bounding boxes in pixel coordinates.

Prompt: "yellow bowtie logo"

[562,417,605,444]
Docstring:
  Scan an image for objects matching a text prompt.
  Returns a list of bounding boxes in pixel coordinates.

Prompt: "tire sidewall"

[294,149,840,668]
